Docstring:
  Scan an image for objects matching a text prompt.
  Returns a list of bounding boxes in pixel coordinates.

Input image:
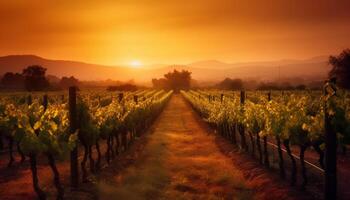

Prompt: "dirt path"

[96,95,307,200]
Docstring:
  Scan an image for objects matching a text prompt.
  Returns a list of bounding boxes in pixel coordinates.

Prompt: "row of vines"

[0,88,172,199]
[181,89,350,199]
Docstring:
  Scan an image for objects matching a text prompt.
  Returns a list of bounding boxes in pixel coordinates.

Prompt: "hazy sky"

[0,0,349,65]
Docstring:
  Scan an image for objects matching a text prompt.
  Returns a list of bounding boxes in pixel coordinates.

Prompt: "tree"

[152,69,192,92]
[257,82,280,90]
[59,76,79,89]
[1,72,25,89]
[329,49,350,90]
[280,81,294,90]
[295,84,306,90]
[164,69,191,92]
[152,78,169,89]
[106,83,138,91]
[216,78,243,90]
[22,65,50,91]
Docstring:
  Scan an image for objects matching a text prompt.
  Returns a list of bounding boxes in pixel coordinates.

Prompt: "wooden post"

[240,91,247,151]
[27,95,32,105]
[264,92,271,168]
[221,94,224,103]
[240,91,245,104]
[134,95,138,104]
[69,87,79,188]
[118,93,124,103]
[324,85,337,199]
[43,95,48,111]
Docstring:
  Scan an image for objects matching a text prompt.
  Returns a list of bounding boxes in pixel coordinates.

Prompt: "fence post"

[118,93,124,103]
[0,130,3,150]
[43,95,48,111]
[324,82,337,199]
[262,92,271,168]
[240,90,248,151]
[27,95,32,105]
[240,91,245,104]
[69,87,79,188]
[134,95,138,104]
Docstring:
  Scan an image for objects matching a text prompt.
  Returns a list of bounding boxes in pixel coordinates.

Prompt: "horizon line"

[0,54,330,68]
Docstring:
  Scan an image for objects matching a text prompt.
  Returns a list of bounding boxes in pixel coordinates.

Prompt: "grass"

[161,123,253,199]
[96,96,254,200]
[98,131,170,200]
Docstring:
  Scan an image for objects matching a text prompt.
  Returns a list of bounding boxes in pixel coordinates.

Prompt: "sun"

[130,60,142,68]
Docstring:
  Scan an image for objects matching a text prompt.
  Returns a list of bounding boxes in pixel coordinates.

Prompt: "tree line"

[0,65,79,91]
[212,49,349,91]
[1,49,348,91]
[152,69,192,92]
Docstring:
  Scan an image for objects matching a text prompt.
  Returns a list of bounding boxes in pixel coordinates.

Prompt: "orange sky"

[0,0,349,66]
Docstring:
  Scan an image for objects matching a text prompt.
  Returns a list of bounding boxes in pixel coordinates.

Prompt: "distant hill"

[0,55,331,84]
[186,56,330,81]
[0,55,135,80]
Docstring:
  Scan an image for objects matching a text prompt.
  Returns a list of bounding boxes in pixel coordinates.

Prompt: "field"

[0,89,349,200]
[0,89,172,199]
[182,89,350,199]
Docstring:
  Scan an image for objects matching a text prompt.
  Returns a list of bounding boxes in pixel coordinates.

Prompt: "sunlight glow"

[130,60,142,68]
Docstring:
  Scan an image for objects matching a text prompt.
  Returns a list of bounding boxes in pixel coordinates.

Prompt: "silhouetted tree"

[46,75,61,84]
[329,49,350,90]
[1,72,25,89]
[280,81,294,90]
[59,76,79,89]
[295,84,306,90]
[152,78,169,89]
[257,82,280,90]
[152,69,192,92]
[216,78,243,90]
[22,65,50,91]
[164,69,191,92]
[107,84,138,91]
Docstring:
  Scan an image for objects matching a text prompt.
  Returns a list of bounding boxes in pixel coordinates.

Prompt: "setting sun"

[130,60,142,68]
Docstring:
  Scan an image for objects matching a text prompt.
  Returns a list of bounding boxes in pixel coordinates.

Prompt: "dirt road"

[96,95,307,200]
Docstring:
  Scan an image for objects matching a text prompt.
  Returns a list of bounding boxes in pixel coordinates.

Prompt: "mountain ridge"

[0,54,330,83]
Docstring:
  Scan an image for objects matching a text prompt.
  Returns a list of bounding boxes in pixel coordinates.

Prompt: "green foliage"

[182,89,350,147]
[0,89,173,159]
